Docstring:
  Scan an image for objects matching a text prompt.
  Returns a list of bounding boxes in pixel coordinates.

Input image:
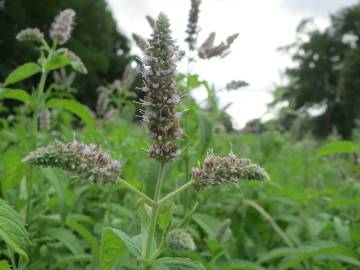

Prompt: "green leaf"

[0,199,30,262]
[192,213,221,238]
[0,260,11,270]
[66,217,99,258]
[44,227,85,255]
[45,54,71,73]
[158,201,175,231]
[196,111,213,156]
[100,227,141,270]
[3,62,41,86]
[317,141,360,157]
[218,259,266,270]
[154,257,205,270]
[333,217,351,245]
[46,98,95,129]
[278,242,360,269]
[257,247,293,264]
[0,88,34,107]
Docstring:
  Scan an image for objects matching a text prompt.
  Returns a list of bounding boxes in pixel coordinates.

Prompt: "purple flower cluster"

[192,153,269,189]
[141,13,184,162]
[23,141,121,184]
[168,229,196,251]
[50,9,76,45]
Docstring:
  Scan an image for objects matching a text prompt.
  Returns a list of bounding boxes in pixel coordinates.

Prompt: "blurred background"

[1,0,360,138]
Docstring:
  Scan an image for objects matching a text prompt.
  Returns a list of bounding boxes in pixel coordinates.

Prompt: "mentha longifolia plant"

[23,12,269,270]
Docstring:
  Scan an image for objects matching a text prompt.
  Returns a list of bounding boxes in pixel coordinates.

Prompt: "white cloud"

[107,0,357,128]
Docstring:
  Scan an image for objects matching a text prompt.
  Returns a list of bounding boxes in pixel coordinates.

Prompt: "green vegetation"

[0,1,359,270]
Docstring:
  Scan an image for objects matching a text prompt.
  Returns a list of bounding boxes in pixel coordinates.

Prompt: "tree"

[273,3,360,138]
[0,0,132,108]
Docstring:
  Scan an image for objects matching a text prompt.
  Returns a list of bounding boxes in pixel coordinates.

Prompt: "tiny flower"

[198,32,239,59]
[142,13,183,162]
[185,0,201,50]
[226,80,249,91]
[22,140,121,184]
[50,9,76,45]
[191,152,269,189]
[168,229,196,251]
[16,28,44,43]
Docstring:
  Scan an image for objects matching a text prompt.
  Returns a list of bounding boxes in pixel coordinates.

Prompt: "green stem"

[117,178,155,206]
[158,180,194,205]
[144,162,166,265]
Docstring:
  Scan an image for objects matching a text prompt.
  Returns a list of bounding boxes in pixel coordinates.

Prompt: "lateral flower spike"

[22,140,121,184]
[16,28,44,43]
[185,0,201,50]
[198,32,239,59]
[168,229,196,251]
[141,12,184,162]
[50,9,76,45]
[191,152,270,189]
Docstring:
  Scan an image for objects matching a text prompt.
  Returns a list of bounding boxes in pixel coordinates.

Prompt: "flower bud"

[168,229,196,251]
[16,28,44,43]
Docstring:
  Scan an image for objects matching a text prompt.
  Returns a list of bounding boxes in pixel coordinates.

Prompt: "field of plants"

[0,1,360,269]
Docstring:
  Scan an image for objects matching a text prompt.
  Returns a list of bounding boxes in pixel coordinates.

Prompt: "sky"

[107,0,358,128]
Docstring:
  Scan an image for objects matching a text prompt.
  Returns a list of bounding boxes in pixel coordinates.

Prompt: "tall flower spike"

[191,152,269,189]
[50,9,76,45]
[132,33,149,52]
[16,28,44,43]
[142,13,184,162]
[198,32,239,59]
[185,0,201,50]
[23,141,121,184]
[39,109,51,130]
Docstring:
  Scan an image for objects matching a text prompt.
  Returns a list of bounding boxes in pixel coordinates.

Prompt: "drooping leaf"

[278,242,360,269]
[3,62,41,86]
[0,260,11,270]
[154,257,205,270]
[0,199,30,262]
[100,227,141,270]
[196,111,213,156]
[44,227,85,255]
[317,141,360,157]
[0,88,34,107]
[45,98,95,129]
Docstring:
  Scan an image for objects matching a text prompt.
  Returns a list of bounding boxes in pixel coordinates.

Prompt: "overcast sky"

[107,0,358,128]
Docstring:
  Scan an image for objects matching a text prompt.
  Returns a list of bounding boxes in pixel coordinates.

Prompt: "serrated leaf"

[0,199,30,262]
[154,257,205,270]
[317,141,360,157]
[100,227,141,270]
[0,88,34,107]
[46,98,95,129]
[45,54,71,73]
[3,62,41,86]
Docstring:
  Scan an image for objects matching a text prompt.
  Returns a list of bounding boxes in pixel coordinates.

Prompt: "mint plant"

[23,13,269,270]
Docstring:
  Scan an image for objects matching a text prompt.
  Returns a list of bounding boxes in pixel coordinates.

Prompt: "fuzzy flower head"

[185,0,201,50]
[141,13,184,162]
[16,28,44,43]
[198,32,239,59]
[191,152,269,189]
[50,9,76,45]
[23,140,121,184]
[168,229,196,251]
